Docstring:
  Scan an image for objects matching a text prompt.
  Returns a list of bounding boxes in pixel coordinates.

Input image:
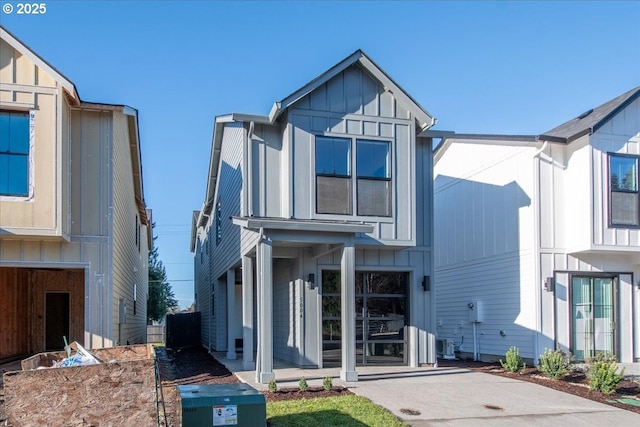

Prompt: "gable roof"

[2,26,149,225]
[195,51,437,232]
[1,25,80,104]
[269,49,436,132]
[539,86,640,143]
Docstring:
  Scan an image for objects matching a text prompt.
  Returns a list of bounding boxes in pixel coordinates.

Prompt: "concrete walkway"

[214,353,640,426]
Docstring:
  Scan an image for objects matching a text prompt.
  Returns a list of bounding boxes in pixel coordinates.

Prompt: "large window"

[357,140,391,216]
[0,111,30,196]
[321,271,407,366]
[609,154,639,227]
[315,136,392,216]
[316,136,352,214]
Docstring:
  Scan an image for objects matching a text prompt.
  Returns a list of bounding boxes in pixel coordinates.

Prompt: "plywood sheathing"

[3,344,157,427]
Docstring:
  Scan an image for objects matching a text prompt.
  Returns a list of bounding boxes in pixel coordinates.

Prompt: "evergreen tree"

[147,224,178,323]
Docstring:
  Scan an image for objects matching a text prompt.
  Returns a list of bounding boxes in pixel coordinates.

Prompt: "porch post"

[242,256,255,370]
[226,268,237,360]
[257,237,275,383]
[340,242,358,382]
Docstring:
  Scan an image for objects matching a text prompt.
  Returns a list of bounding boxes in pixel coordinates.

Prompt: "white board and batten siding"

[434,139,539,360]
[590,97,640,249]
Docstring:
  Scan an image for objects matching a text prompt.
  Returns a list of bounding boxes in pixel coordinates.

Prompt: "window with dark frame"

[135,215,138,247]
[315,136,392,217]
[357,139,391,216]
[0,110,30,197]
[609,154,639,227]
[215,201,222,245]
[316,136,352,214]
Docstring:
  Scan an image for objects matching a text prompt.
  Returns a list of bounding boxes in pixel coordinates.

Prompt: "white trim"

[0,26,79,101]
[232,217,374,234]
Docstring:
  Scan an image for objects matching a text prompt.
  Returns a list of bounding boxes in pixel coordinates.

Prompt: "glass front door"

[571,276,615,361]
[322,271,408,366]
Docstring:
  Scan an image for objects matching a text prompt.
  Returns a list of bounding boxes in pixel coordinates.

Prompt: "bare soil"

[7,348,636,424]
[438,359,640,415]
[156,346,240,427]
[263,385,352,402]
[156,346,350,408]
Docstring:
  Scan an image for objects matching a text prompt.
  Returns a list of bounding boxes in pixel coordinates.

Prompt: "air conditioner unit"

[436,338,456,360]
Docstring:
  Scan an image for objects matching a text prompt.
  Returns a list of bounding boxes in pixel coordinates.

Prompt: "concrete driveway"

[217,354,640,426]
[349,367,640,426]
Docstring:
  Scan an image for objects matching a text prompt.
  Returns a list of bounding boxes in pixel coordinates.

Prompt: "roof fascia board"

[198,123,224,227]
[566,127,592,143]
[537,134,567,144]
[190,210,199,252]
[420,130,456,139]
[216,113,271,125]
[591,89,640,135]
[433,132,539,163]
[356,55,435,131]
[77,102,126,112]
[1,26,79,102]
[268,50,436,131]
[126,112,148,225]
[198,113,274,228]
[449,133,538,142]
[269,50,363,122]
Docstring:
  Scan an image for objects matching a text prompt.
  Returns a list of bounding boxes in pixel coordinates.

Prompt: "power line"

[149,279,194,283]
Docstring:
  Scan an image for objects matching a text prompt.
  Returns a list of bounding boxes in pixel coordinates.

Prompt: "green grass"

[267,394,406,427]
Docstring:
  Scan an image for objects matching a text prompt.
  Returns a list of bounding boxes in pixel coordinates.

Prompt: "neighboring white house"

[0,26,151,361]
[191,50,438,383]
[433,87,640,364]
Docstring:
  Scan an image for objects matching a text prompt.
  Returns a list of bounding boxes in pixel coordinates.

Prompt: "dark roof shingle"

[539,86,640,143]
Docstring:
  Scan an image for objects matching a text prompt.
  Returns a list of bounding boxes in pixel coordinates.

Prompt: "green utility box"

[179,383,266,427]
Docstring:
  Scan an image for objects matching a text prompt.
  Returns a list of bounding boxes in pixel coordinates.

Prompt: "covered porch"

[228,217,374,384]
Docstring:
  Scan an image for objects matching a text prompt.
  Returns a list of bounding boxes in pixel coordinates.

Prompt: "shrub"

[587,353,624,395]
[298,377,308,392]
[323,375,333,391]
[500,346,526,373]
[538,348,572,380]
[268,379,277,393]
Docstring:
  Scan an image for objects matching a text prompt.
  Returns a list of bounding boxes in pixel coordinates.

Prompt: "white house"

[0,26,151,361]
[433,87,640,363]
[191,50,438,383]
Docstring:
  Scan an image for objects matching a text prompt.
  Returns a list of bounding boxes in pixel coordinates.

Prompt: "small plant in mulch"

[323,375,333,391]
[268,379,278,393]
[538,348,572,380]
[500,346,526,373]
[298,377,308,392]
[587,353,624,395]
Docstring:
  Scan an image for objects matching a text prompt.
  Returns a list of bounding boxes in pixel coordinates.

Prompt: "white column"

[257,238,275,383]
[226,268,237,360]
[242,256,255,370]
[340,243,358,382]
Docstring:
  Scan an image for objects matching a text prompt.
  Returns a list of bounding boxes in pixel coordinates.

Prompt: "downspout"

[532,140,547,364]
[247,121,254,217]
[255,227,265,383]
[472,322,478,361]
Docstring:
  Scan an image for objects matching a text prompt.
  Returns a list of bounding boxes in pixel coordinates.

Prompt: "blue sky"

[3,1,639,309]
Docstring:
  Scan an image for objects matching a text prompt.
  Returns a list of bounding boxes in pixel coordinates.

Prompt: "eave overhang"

[268,49,436,132]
